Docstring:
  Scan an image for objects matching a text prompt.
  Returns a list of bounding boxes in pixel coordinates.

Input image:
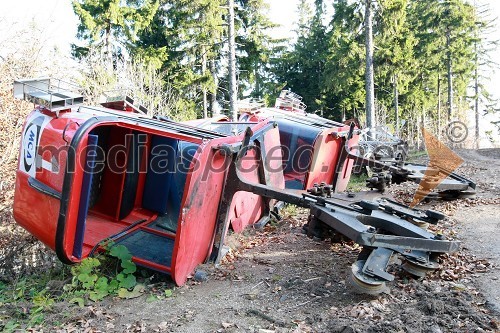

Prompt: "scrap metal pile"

[12,80,463,294]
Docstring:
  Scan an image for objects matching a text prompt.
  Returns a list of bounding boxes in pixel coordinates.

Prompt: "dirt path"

[455,205,500,312]
[451,149,500,313]
[455,149,500,200]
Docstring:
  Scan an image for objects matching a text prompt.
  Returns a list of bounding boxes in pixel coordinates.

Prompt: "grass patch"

[0,264,71,331]
[0,244,144,331]
[281,204,299,218]
[407,150,428,162]
[347,174,368,192]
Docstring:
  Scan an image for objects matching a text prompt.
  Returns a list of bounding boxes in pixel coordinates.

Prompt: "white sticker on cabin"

[20,113,53,177]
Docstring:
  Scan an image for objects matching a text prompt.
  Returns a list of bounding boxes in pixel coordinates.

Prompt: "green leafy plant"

[0,266,69,330]
[2,321,20,333]
[164,289,173,298]
[281,204,298,219]
[65,244,139,304]
[28,297,49,326]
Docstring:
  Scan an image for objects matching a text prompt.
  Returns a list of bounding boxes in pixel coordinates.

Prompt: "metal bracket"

[362,248,395,281]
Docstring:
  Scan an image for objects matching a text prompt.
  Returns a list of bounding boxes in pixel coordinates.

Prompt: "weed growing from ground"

[0,243,140,331]
[64,243,139,305]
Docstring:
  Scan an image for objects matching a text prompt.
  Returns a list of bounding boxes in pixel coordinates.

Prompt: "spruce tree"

[72,0,160,59]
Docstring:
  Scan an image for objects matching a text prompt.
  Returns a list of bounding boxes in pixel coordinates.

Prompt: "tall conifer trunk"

[228,0,238,120]
[365,0,376,136]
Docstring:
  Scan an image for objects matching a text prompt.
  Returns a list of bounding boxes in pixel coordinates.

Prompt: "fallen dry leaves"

[432,252,494,281]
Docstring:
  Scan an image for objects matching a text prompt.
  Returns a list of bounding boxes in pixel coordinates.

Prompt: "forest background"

[1,0,499,147]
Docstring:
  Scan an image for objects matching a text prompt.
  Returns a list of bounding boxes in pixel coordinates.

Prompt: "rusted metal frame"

[358,212,436,239]
[208,158,241,263]
[231,128,444,238]
[355,158,476,194]
[230,142,454,251]
[208,124,276,263]
[405,163,476,191]
[210,125,458,269]
[310,203,458,281]
[236,176,310,208]
[358,234,459,253]
[308,192,439,227]
[444,169,476,189]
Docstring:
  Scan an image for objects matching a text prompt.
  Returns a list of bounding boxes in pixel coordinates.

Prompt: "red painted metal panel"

[13,171,60,249]
[184,119,286,234]
[226,126,285,232]
[170,143,228,285]
[305,128,344,189]
[334,132,360,192]
[240,109,358,192]
[13,109,81,251]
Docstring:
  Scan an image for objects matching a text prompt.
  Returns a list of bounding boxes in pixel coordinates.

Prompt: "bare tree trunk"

[210,59,219,116]
[420,109,426,148]
[421,109,426,129]
[411,111,418,150]
[446,30,453,121]
[105,24,112,67]
[365,0,376,136]
[474,43,480,148]
[255,62,260,98]
[393,73,399,136]
[437,73,441,138]
[202,45,208,119]
[228,0,238,121]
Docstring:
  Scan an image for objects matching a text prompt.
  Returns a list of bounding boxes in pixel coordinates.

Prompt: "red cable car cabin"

[13,79,283,285]
[242,107,359,192]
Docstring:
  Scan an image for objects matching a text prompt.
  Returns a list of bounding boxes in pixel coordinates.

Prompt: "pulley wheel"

[457,191,477,199]
[348,260,388,295]
[402,258,440,278]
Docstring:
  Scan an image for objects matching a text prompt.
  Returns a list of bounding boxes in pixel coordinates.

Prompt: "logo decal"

[23,123,39,172]
[20,114,52,177]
